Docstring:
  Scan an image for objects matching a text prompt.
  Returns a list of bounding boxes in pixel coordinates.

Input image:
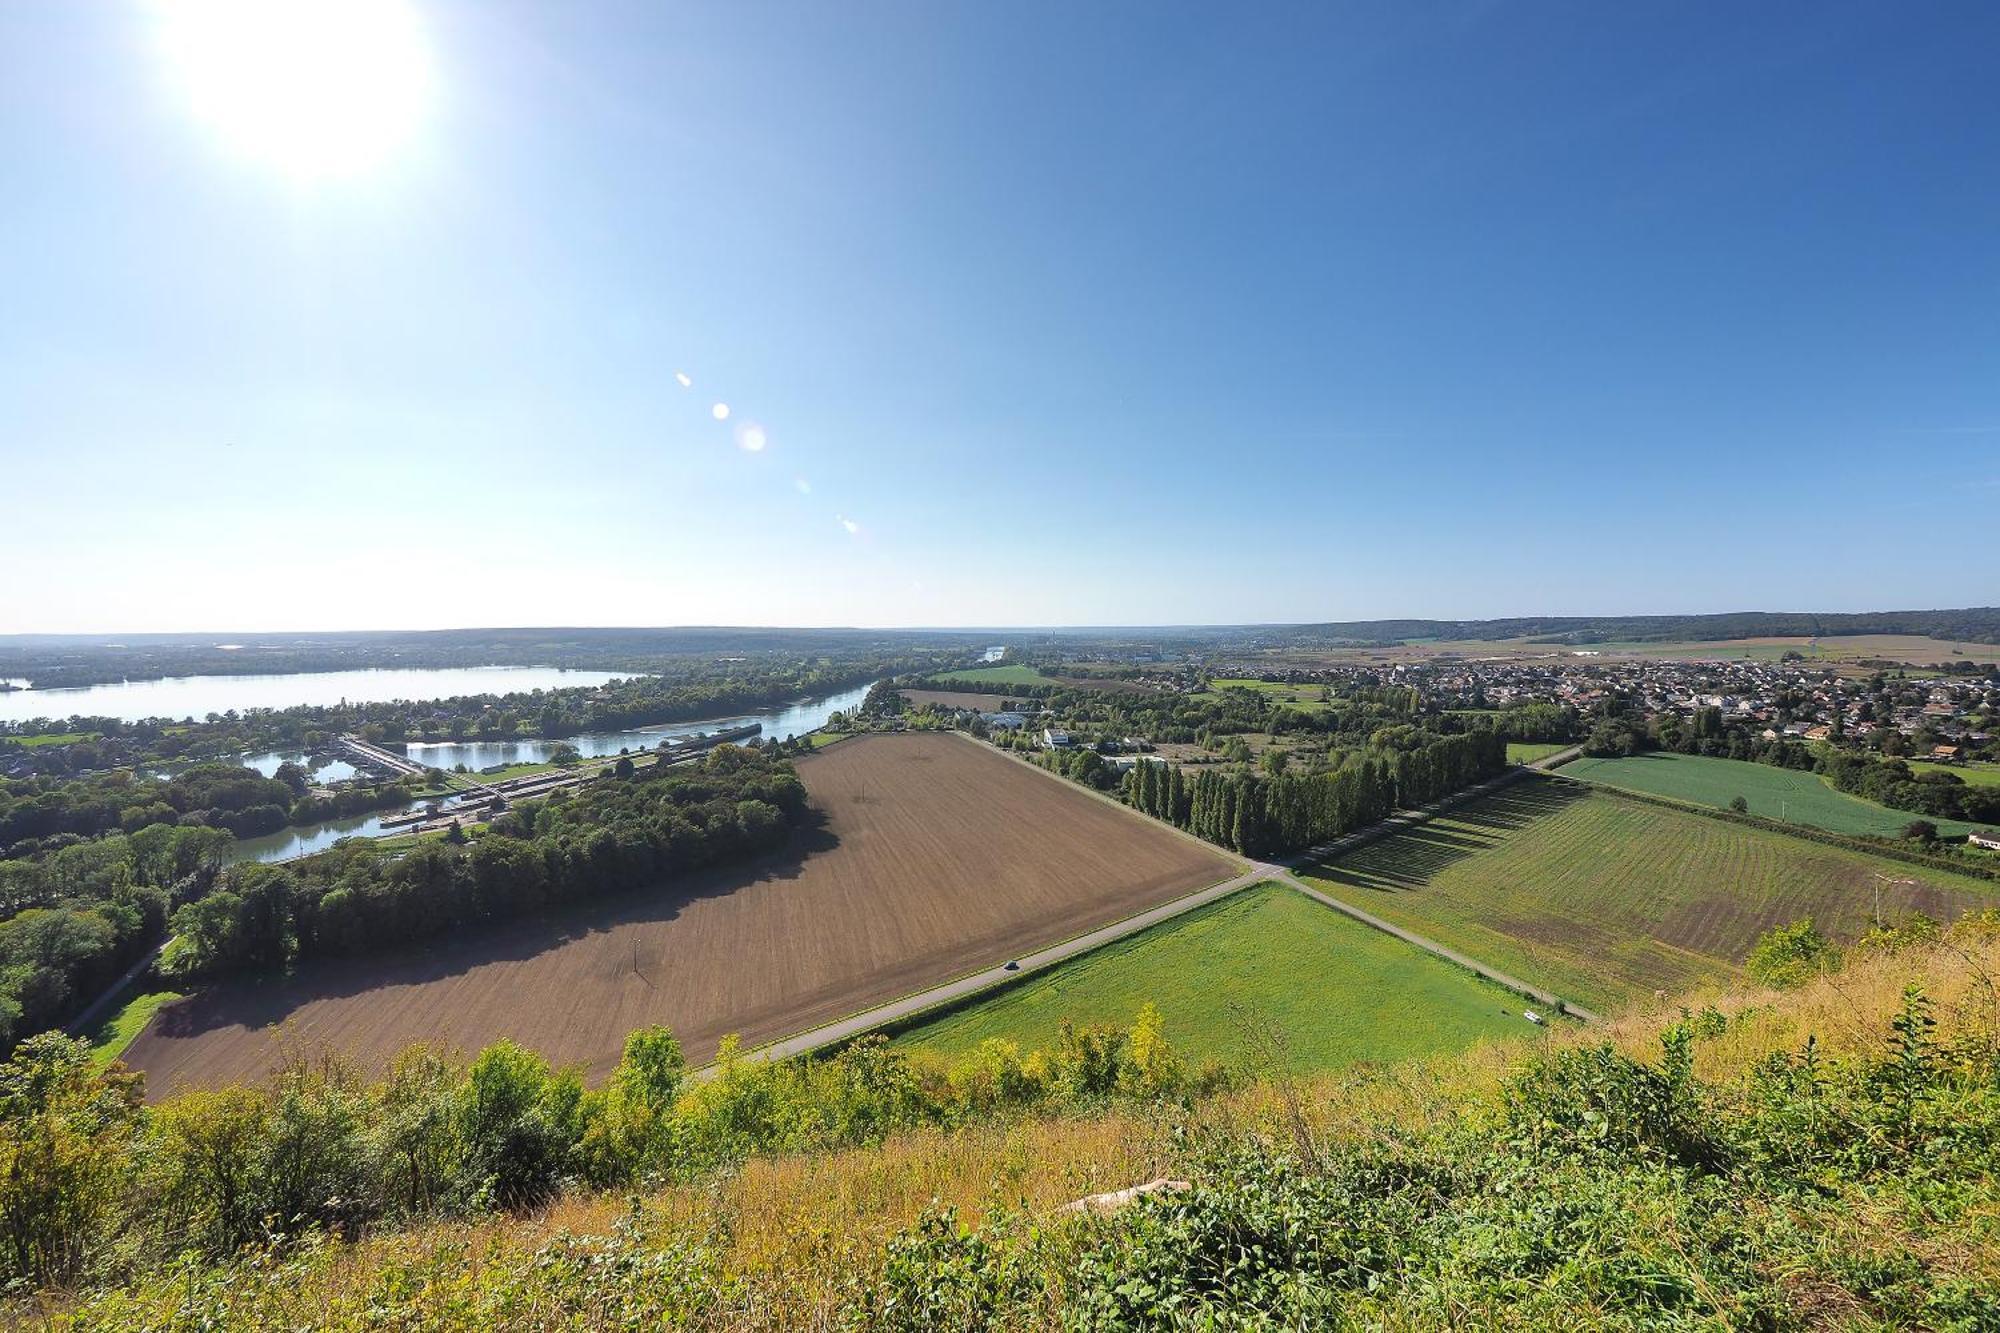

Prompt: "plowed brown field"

[123,733,1231,1093]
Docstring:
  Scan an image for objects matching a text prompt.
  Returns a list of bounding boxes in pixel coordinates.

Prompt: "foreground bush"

[13,927,2000,1327]
[0,1002,1213,1294]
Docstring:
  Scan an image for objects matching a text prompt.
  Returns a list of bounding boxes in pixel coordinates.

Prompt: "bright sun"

[153,0,433,180]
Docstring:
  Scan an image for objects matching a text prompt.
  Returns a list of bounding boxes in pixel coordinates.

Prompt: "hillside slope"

[19,918,2000,1330]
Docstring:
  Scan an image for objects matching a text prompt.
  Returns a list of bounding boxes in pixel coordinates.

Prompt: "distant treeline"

[0,628,992,691]
[1126,732,1506,856]
[165,746,809,981]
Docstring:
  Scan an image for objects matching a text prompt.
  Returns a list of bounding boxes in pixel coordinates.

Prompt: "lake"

[0,665,634,725]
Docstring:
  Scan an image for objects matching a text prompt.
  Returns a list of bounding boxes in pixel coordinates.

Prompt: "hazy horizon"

[4,604,1998,644]
[4,1,1997,633]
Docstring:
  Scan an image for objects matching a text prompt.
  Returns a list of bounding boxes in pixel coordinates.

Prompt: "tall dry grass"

[22,927,2000,1330]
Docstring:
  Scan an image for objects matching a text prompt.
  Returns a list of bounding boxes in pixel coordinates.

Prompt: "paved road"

[722,742,1602,1070]
[739,862,1272,1065]
[1529,743,1586,771]
[64,938,169,1037]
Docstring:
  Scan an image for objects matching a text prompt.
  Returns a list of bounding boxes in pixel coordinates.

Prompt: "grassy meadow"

[935,663,1059,686]
[450,762,556,787]
[84,988,184,1069]
[1909,760,2000,789]
[891,881,1532,1071]
[6,730,98,747]
[1298,779,1997,1012]
[1561,751,1975,837]
[1504,741,1569,765]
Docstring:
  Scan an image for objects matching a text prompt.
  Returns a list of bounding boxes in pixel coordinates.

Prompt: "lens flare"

[674,371,692,388]
[735,423,767,452]
[711,402,730,421]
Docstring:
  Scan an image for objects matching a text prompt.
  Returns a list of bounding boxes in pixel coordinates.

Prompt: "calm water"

[241,750,361,783]
[233,681,875,863]
[402,682,873,771]
[0,665,634,725]
[229,810,405,864]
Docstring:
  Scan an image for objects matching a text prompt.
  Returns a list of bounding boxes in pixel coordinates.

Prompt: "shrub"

[1746,917,1839,989]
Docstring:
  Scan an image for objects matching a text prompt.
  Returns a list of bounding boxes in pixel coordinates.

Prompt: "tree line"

[0,762,418,860]
[1127,731,1506,856]
[0,825,234,1051]
[163,746,809,981]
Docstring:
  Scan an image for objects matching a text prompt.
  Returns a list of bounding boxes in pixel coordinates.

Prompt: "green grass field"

[6,730,97,747]
[1561,751,1975,837]
[891,882,1533,1071]
[1505,741,1570,765]
[937,664,1060,686]
[1909,761,2000,789]
[84,989,184,1069]
[456,761,557,786]
[1299,780,1996,1013]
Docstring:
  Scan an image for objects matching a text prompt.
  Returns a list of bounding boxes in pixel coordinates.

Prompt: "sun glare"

[153,0,433,179]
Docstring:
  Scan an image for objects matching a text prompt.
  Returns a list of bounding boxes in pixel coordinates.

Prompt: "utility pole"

[1871,874,1917,929]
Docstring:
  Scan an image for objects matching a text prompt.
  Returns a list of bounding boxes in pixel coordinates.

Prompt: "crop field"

[900,688,1023,711]
[1505,742,1570,765]
[937,664,1060,686]
[1561,752,1975,838]
[121,733,1233,1094]
[892,882,1531,1070]
[1298,779,1996,1012]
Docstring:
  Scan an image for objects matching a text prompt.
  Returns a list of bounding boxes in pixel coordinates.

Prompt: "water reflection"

[401,682,872,773]
[241,751,360,783]
[229,810,399,864]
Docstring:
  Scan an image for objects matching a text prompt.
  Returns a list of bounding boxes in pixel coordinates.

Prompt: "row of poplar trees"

[1127,731,1506,856]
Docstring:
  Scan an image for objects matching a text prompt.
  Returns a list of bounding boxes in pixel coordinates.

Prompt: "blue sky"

[2,1,1995,633]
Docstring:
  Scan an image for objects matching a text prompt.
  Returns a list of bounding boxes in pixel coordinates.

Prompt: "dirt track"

[123,733,1232,1093]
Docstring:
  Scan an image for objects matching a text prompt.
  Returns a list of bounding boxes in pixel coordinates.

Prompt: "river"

[398,681,872,771]
[0,665,635,726]
[228,681,874,864]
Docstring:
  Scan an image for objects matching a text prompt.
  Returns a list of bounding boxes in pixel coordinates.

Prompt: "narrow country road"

[741,861,1273,1065]
[721,737,1602,1071]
